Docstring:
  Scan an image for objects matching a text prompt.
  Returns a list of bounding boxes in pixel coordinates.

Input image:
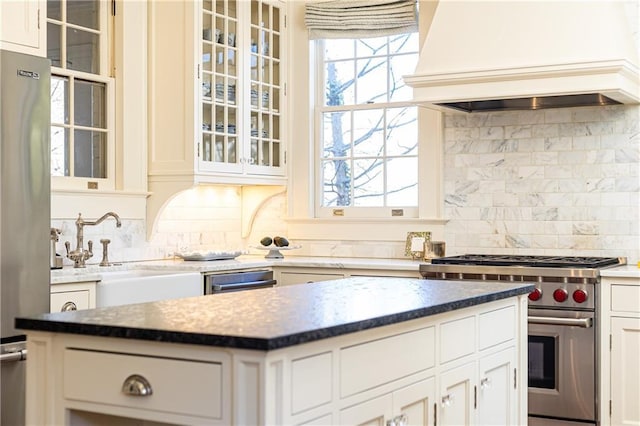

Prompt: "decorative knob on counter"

[99,239,111,267]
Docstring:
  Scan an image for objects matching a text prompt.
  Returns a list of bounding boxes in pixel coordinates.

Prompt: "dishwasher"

[204,270,276,294]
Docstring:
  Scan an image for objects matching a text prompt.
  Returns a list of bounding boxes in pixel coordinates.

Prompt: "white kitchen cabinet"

[599,274,640,426]
[50,281,96,312]
[147,0,287,235]
[599,272,640,426]
[439,361,475,426]
[0,0,45,57]
[610,317,640,426]
[339,378,436,426]
[278,271,345,286]
[477,347,517,425]
[274,266,419,286]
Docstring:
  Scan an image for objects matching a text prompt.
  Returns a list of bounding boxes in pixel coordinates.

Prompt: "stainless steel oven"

[528,308,595,423]
[420,255,626,426]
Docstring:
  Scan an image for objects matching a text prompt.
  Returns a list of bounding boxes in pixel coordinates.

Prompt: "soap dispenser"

[50,227,63,269]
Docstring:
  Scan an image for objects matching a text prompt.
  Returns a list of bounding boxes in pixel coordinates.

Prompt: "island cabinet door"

[392,377,436,426]
[338,377,436,426]
[339,393,394,426]
[477,347,517,425]
[438,361,476,426]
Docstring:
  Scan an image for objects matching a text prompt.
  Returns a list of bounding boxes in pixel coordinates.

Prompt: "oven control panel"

[527,280,595,310]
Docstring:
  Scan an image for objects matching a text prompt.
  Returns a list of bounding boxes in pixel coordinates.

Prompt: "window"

[47,0,114,184]
[316,34,419,217]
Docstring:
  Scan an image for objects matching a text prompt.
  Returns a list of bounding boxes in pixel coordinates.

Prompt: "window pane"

[74,79,106,128]
[386,107,417,156]
[356,57,386,104]
[353,110,384,157]
[386,157,418,206]
[322,160,351,206]
[74,129,106,178]
[389,53,417,102]
[325,60,354,106]
[47,0,61,20]
[389,32,419,54]
[353,158,384,206]
[67,0,99,30]
[322,111,350,158]
[51,76,69,124]
[324,39,354,61]
[356,37,387,57]
[47,23,62,67]
[51,127,69,176]
[67,28,99,73]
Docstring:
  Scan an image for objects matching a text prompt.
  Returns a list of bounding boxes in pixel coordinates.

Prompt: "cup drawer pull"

[122,374,153,396]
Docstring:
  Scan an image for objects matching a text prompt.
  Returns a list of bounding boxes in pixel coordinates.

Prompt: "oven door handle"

[528,316,593,328]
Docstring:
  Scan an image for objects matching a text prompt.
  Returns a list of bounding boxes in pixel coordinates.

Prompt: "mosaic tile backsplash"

[51,105,639,265]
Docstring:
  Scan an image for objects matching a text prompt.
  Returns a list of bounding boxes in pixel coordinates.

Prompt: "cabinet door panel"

[279,272,344,286]
[611,317,640,425]
[393,377,435,426]
[478,347,516,425]
[439,362,475,426]
[340,393,393,426]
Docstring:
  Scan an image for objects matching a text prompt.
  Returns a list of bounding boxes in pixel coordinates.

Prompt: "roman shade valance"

[305,0,418,39]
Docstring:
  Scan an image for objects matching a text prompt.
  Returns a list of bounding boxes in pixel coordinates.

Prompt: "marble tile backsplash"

[442,104,639,261]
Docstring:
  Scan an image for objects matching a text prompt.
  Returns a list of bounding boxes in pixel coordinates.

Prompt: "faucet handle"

[51,227,61,242]
[64,241,71,255]
[87,240,93,256]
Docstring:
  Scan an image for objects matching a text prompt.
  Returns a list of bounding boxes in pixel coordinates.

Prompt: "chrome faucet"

[65,212,122,268]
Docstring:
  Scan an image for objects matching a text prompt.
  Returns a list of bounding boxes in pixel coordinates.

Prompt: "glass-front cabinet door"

[199,0,285,177]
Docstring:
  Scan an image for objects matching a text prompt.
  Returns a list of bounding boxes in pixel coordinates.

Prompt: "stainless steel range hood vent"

[439,93,621,113]
[405,0,640,112]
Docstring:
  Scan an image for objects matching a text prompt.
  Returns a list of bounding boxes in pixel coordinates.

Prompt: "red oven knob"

[553,288,568,303]
[573,289,588,303]
[528,288,543,301]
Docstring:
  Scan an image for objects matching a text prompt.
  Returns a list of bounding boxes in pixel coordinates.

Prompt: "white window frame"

[314,36,419,219]
[286,1,445,242]
[48,0,116,192]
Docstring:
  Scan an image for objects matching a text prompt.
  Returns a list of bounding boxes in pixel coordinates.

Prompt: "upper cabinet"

[147,0,287,235]
[200,0,285,176]
[0,0,46,57]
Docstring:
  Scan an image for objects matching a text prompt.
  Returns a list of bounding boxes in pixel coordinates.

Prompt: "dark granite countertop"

[18,277,533,350]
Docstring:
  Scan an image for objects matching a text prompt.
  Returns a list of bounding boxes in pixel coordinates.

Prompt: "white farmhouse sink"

[96,269,202,308]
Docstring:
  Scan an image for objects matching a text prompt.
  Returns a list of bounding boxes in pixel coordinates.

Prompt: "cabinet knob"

[480,377,491,389]
[61,301,77,312]
[441,394,454,407]
[121,374,153,396]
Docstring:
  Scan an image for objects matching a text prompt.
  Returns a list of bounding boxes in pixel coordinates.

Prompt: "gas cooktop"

[429,254,623,268]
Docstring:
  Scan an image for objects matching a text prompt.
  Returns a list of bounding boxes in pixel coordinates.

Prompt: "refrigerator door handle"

[0,349,27,363]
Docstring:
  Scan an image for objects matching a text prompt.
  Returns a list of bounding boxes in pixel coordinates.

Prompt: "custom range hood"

[405,0,640,112]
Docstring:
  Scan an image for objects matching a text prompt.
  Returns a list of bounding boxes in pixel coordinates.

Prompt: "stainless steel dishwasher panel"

[204,270,276,294]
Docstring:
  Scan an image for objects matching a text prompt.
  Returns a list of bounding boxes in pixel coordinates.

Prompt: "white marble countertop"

[600,264,640,279]
[50,256,422,284]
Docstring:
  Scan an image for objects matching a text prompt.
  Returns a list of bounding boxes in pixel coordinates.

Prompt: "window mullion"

[68,75,75,177]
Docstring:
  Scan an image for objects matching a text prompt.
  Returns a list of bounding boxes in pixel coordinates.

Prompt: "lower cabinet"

[50,281,97,312]
[610,317,640,425]
[477,347,517,425]
[274,267,419,286]
[340,378,436,426]
[599,275,640,426]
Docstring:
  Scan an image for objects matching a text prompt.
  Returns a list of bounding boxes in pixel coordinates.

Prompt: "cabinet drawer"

[50,290,89,312]
[340,326,435,398]
[440,315,475,364]
[479,305,515,350]
[611,285,640,313]
[279,272,344,286]
[63,349,223,420]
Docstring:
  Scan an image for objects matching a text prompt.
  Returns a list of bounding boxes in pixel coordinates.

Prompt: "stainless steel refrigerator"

[0,49,51,426]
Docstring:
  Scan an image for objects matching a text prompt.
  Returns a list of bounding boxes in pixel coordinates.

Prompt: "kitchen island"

[18,277,532,425]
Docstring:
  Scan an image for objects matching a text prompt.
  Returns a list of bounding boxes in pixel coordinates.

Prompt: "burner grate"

[430,254,622,268]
